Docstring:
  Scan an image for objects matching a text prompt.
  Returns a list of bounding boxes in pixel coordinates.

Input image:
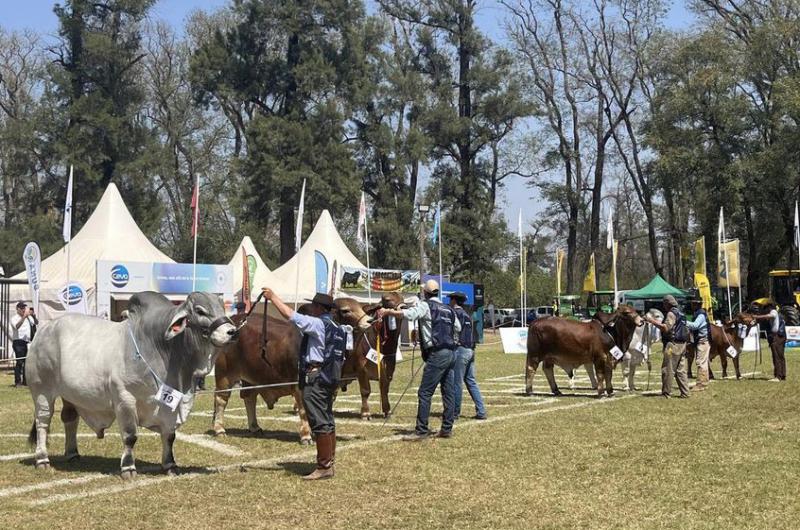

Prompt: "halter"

[188,315,236,339]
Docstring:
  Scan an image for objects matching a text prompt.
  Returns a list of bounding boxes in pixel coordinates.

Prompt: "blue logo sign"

[61,284,83,306]
[111,264,129,288]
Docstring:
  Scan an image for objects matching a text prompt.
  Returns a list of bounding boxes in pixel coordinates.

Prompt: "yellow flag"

[694,272,714,317]
[556,248,565,296]
[694,237,706,276]
[718,240,740,288]
[582,253,596,292]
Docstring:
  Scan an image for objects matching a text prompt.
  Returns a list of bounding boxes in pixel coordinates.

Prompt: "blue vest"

[664,307,688,344]
[692,309,710,344]
[299,314,347,386]
[454,306,475,349]
[428,300,457,351]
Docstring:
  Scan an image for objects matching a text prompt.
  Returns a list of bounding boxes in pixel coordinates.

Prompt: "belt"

[305,362,322,373]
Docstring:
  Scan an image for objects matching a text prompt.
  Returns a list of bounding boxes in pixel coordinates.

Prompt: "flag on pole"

[63,165,73,243]
[357,191,367,243]
[606,208,614,250]
[190,178,199,238]
[583,253,596,293]
[718,240,741,287]
[431,203,441,244]
[694,236,706,276]
[556,248,566,296]
[241,248,251,313]
[794,201,799,249]
[295,179,306,252]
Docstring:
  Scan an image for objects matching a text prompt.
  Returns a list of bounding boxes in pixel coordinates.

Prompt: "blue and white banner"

[58,282,88,314]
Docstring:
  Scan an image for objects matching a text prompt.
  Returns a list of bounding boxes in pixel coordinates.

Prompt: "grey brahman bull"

[26,291,237,479]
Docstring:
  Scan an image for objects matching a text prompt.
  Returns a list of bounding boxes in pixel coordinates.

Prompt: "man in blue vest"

[448,291,487,420]
[686,299,711,392]
[646,295,690,399]
[262,288,346,480]
[377,279,461,440]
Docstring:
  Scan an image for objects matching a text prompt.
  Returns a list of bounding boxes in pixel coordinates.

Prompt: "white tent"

[271,210,366,302]
[226,236,279,301]
[10,182,174,315]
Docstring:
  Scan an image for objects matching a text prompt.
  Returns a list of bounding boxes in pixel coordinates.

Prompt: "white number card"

[609,346,624,360]
[636,342,648,354]
[157,383,184,412]
[727,345,738,358]
[366,348,380,364]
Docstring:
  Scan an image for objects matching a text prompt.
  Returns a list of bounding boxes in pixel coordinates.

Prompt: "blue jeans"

[415,347,457,435]
[454,346,487,418]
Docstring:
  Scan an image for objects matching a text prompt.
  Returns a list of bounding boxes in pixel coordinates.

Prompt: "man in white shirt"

[754,303,786,382]
[11,301,37,387]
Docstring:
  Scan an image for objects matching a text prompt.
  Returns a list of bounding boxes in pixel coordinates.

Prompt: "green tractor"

[585,290,616,315]
[752,270,800,325]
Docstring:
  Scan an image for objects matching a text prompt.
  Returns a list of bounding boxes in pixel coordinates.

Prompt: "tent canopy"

[271,210,366,302]
[624,274,689,300]
[227,236,279,301]
[11,182,174,305]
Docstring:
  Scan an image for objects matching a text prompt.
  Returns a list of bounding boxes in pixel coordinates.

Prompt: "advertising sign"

[500,327,528,354]
[58,282,88,314]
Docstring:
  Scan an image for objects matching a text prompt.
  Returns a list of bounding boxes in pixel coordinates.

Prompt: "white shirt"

[769,309,780,334]
[11,314,34,342]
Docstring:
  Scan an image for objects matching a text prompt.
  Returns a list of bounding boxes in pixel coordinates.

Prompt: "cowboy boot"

[302,432,334,481]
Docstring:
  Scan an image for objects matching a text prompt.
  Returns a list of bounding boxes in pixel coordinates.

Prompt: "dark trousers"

[302,370,335,434]
[12,340,28,386]
[769,335,787,380]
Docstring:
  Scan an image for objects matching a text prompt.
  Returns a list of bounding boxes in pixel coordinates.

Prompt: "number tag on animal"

[156,383,184,412]
[738,325,747,339]
[343,325,354,350]
[609,346,624,360]
[366,348,379,364]
[387,316,397,330]
[727,345,738,358]
[636,342,648,354]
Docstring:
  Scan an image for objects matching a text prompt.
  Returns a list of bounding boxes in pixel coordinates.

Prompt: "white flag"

[518,209,522,239]
[794,201,799,248]
[63,165,73,243]
[357,191,367,243]
[606,208,614,250]
[295,179,306,252]
[718,206,724,244]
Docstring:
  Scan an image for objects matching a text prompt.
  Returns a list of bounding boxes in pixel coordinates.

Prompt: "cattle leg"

[720,354,729,379]
[61,399,80,462]
[358,371,372,420]
[593,358,607,397]
[160,431,178,475]
[212,390,232,436]
[585,363,598,390]
[292,388,312,445]
[524,354,540,395]
[542,361,561,396]
[380,364,393,419]
[733,355,742,380]
[115,394,139,480]
[686,349,695,379]
[30,392,55,470]
[242,390,263,435]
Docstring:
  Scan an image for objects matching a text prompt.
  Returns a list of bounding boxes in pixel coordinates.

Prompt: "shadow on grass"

[275,461,315,476]
[19,455,214,476]
[203,427,304,444]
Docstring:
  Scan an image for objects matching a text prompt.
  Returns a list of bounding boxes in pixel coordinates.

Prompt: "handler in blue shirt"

[378,279,461,440]
[686,299,711,391]
[262,288,340,480]
[449,292,487,420]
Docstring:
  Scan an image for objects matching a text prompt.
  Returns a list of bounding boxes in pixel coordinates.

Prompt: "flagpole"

[64,165,73,303]
[364,206,372,303]
[438,208,443,289]
[795,201,800,273]
[519,209,523,325]
[612,240,619,309]
[192,174,199,291]
[720,207,733,318]
[737,242,742,313]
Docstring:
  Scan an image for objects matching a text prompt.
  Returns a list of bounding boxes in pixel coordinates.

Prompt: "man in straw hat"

[646,295,690,399]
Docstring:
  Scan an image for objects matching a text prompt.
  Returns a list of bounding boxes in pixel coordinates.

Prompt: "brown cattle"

[525,305,643,397]
[341,292,405,419]
[687,313,757,380]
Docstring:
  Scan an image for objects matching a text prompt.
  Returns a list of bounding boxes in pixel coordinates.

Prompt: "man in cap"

[686,299,711,392]
[448,291,487,420]
[11,301,37,387]
[646,295,690,398]
[377,279,461,440]
[261,288,346,480]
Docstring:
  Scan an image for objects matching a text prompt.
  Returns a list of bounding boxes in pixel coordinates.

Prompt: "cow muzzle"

[195,316,238,346]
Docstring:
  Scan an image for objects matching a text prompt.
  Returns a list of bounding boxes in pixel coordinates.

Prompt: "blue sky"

[2,0,694,234]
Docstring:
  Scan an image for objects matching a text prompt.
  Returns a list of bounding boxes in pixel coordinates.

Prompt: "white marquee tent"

[10,183,175,316]
[271,210,366,302]
[226,236,279,302]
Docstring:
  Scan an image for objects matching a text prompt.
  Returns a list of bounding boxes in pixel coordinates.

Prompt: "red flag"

[242,247,251,313]
[190,181,199,237]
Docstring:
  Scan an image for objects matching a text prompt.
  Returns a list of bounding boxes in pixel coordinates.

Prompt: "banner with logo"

[315,251,329,294]
[59,282,88,314]
[23,242,41,314]
[718,239,740,288]
[499,327,528,354]
[340,266,421,293]
[582,252,596,293]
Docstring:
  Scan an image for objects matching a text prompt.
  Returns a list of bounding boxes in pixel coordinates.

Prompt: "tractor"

[752,270,800,325]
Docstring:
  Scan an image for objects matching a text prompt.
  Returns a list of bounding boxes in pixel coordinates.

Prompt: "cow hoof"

[120,469,137,481]
[552,389,563,397]
[299,438,313,446]
[524,387,533,396]
[384,412,392,420]
[96,429,105,439]
[35,460,50,471]
[214,429,226,437]
[66,453,80,463]
[248,427,264,437]
[361,414,371,421]
[165,467,178,477]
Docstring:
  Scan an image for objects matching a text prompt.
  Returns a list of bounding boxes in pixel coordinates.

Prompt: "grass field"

[1,340,798,529]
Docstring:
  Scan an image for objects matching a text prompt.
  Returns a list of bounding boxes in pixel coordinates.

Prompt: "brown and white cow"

[525,305,643,398]
[687,312,757,380]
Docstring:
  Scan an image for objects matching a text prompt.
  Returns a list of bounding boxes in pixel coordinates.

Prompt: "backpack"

[427,300,458,352]
[454,306,475,349]
[666,307,688,344]
[319,314,348,385]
